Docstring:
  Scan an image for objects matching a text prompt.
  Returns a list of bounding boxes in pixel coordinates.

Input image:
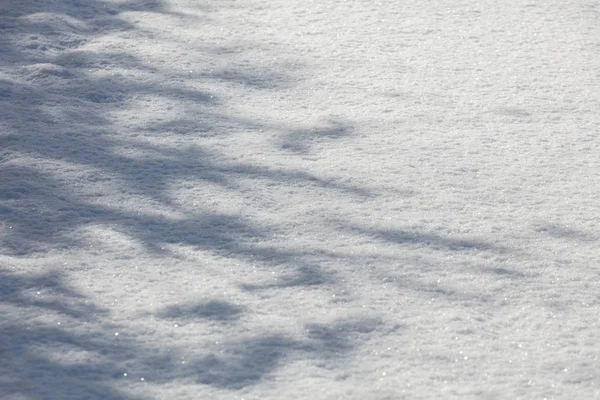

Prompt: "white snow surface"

[1,0,599,398]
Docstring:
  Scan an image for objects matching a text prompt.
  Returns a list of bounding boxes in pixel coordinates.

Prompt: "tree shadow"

[326,218,529,304]
[156,299,245,322]
[0,269,106,319]
[190,335,297,389]
[533,222,597,242]
[0,1,399,396]
[1,261,398,395]
[304,316,385,358]
[0,269,142,400]
[186,316,389,390]
[240,264,337,291]
[200,67,293,90]
[337,220,509,253]
[486,266,527,278]
[278,119,353,154]
[0,0,369,257]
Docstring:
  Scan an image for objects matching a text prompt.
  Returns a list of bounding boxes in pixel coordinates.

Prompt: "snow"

[1,0,599,398]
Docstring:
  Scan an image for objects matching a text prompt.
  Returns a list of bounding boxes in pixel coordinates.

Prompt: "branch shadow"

[0,269,141,400]
[1,263,396,395]
[0,0,395,396]
[533,222,597,242]
[240,264,337,291]
[185,316,389,389]
[0,0,370,257]
[338,221,509,253]
[156,299,245,323]
[328,218,527,304]
[278,119,353,154]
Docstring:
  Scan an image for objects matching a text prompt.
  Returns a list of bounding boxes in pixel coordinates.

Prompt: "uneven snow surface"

[1,0,600,399]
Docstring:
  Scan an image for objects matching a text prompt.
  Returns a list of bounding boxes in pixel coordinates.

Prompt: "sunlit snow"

[1,0,599,399]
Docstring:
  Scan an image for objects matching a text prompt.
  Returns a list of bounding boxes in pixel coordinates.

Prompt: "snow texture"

[1,0,599,399]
